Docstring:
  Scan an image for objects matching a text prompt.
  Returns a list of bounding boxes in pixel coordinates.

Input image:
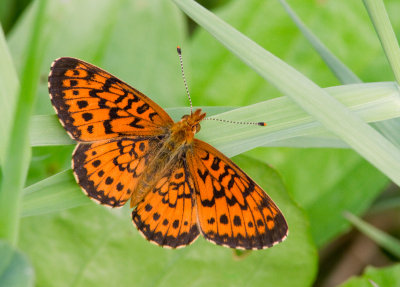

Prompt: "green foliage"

[18,156,316,287]
[340,264,400,287]
[0,240,34,287]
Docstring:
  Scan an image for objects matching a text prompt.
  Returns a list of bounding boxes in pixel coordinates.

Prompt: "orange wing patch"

[49,57,173,141]
[132,160,199,248]
[73,137,159,207]
[188,139,288,250]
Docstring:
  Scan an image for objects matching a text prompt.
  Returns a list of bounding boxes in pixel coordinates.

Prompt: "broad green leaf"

[340,264,400,287]
[248,147,388,247]
[0,240,34,287]
[19,156,316,287]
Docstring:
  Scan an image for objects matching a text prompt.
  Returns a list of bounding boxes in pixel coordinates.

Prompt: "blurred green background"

[1,0,400,286]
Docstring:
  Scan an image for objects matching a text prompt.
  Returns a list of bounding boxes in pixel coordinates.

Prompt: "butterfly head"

[171,109,206,144]
[183,108,206,134]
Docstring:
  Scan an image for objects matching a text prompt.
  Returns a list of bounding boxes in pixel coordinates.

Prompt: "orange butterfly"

[48,53,288,249]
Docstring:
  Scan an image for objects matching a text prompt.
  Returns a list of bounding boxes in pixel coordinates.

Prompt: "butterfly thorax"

[130,109,206,207]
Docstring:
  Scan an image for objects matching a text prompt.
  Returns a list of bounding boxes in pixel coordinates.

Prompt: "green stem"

[0,0,48,245]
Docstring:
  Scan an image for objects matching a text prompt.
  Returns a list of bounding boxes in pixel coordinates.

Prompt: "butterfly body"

[130,108,206,207]
[49,57,288,250]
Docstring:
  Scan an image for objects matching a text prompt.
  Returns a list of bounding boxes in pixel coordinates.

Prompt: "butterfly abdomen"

[130,131,192,207]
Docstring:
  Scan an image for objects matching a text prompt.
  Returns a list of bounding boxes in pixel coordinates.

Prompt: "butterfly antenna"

[177,46,193,115]
[204,117,267,126]
[177,46,265,126]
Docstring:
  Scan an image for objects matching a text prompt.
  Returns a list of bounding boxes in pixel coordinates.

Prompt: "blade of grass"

[21,170,90,217]
[372,119,400,149]
[29,106,233,146]
[344,212,400,259]
[370,195,400,213]
[361,0,400,164]
[0,26,19,165]
[172,0,400,185]
[363,0,400,84]
[279,0,400,149]
[278,0,362,84]
[30,82,400,153]
[22,81,400,215]
[0,0,47,244]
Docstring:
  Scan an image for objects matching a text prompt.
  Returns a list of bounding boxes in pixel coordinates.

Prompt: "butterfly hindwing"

[188,139,288,250]
[73,137,160,207]
[132,158,200,248]
[49,57,173,141]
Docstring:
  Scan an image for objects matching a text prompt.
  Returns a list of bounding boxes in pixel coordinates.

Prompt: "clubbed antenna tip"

[177,46,192,114]
[258,122,267,126]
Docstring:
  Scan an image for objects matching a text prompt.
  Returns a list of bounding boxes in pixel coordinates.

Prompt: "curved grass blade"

[344,212,400,259]
[31,82,400,155]
[172,0,400,186]
[278,0,361,84]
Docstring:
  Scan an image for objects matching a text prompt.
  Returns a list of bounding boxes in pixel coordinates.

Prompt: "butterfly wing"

[132,158,200,248]
[73,137,160,207]
[49,57,173,141]
[187,139,288,250]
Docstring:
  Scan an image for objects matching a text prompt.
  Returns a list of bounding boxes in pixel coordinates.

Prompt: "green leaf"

[340,264,400,287]
[19,156,316,287]
[0,240,34,287]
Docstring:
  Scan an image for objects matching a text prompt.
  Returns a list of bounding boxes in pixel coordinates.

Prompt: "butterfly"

[48,54,288,250]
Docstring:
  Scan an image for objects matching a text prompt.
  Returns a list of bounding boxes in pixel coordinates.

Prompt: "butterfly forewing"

[187,139,288,250]
[49,57,173,141]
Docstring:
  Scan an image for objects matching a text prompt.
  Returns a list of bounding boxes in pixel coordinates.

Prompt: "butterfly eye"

[194,124,201,133]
